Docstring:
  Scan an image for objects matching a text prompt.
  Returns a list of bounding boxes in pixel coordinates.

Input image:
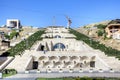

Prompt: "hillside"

[76,19,120,50]
[80,20,110,28]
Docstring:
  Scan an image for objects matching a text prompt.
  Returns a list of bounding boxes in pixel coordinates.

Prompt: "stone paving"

[1,72,120,80]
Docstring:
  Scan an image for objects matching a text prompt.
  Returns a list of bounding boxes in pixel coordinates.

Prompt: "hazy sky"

[0,0,120,28]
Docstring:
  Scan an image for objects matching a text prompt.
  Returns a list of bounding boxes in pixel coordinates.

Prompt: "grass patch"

[3,73,16,78]
[37,77,120,80]
[2,69,17,78]
[37,78,63,80]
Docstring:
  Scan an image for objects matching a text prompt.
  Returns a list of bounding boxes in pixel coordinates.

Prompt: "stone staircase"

[6,52,31,72]
[103,57,120,70]
[95,50,120,70]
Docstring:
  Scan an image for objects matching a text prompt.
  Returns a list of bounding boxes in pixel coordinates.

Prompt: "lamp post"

[89,38,92,46]
[24,38,28,49]
[90,38,91,45]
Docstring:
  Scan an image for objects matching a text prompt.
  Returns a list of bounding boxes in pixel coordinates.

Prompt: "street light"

[24,38,28,49]
[89,38,92,46]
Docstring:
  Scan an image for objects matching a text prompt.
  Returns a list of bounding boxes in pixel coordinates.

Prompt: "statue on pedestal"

[66,16,72,29]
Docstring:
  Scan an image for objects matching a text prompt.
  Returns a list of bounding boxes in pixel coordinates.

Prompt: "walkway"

[1,72,120,80]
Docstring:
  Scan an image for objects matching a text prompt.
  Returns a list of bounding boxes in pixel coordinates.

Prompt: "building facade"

[105,24,120,39]
[23,27,110,72]
[6,19,21,29]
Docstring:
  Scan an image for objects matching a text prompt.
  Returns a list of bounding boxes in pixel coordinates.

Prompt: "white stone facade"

[6,19,21,29]
[26,27,110,72]
[6,27,120,72]
[112,33,120,39]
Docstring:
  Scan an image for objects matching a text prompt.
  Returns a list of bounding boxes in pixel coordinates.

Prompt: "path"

[1,72,120,80]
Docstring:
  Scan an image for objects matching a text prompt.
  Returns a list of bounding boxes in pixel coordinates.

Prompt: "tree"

[97,30,104,36]
[95,24,107,29]
[4,34,10,40]
[9,30,18,39]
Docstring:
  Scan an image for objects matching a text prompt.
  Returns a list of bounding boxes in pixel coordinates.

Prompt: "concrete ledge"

[109,70,114,72]
[0,57,14,71]
[36,70,40,73]
[99,69,104,72]
[79,69,83,72]
[89,69,94,73]
[59,70,63,73]
[25,70,29,74]
[89,70,93,73]
[47,70,51,73]
[69,70,73,73]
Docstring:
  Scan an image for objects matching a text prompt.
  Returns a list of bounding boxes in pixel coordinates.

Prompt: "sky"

[0,0,120,28]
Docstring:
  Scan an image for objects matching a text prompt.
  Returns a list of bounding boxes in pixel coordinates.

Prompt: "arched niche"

[54,35,61,38]
[53,43,65,50]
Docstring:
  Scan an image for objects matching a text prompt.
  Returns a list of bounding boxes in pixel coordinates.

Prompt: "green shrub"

[4,34,10,40]
[97,30,104,37]
[9,30,18,39]
[2,69,17,77]
[95,24,107,29]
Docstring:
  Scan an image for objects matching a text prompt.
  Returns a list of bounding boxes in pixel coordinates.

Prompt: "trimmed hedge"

[69,29,120,60]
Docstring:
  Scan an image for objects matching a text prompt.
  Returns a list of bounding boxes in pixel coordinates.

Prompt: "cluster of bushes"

[4,30,19,40]
[69,29,120,60]
[97,30,105,37]
[2,69,17,77]
[1,30,44,56]
[95,24,107,37]
[95,24,107,29]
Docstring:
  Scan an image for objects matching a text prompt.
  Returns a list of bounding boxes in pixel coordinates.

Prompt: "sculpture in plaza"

[65,16,72,29]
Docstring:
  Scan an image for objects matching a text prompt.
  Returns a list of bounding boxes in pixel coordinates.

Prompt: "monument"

[66,16,72,29]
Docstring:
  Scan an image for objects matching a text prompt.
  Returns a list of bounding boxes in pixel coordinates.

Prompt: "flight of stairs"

[95,50,120,70]
[6,51,31,72]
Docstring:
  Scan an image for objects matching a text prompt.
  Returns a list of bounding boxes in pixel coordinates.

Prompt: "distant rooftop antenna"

[65,15,72,29]
[53,16,56,27]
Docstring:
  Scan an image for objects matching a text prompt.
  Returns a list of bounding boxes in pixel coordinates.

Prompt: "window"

[53,43,65,50]
[54,35,61,38]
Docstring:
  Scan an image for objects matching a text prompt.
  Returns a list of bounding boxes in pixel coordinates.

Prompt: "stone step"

[6,56,30,72]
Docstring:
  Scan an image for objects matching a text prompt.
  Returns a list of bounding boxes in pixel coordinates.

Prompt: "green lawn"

[2,69,17,78]
[3,73,16,78]
[36,77,120,80]
[36,78,46,80]
[37,78,63,80]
